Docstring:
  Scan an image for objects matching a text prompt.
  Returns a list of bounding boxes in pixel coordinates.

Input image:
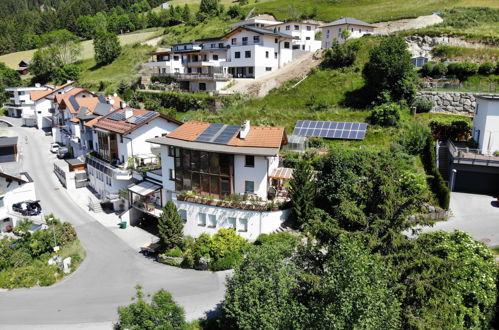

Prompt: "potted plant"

[271,202,279,212]
[207,195,217,206]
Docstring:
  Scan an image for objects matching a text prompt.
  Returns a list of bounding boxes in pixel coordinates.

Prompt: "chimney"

[240,120,250,140]
[125,108,133,119]
[35,83,41,88]
[120,101,127,109]
[113,93,117,97]
[108,98,115,105]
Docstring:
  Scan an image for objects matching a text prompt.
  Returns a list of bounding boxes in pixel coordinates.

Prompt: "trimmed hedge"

[134,90,217,113]
[421,135,450,210]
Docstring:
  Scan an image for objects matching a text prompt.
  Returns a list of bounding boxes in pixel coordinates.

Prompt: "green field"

[0,28,163,69]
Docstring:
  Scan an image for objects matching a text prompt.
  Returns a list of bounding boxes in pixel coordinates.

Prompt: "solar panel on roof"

[213,125,240,144]
[196,123,225,143]
[131,111,156,125]
[98,95,106,103]
[292,120,368,140]
[69,95,80,111]
[195,124,241,145]
[108,111,126,121]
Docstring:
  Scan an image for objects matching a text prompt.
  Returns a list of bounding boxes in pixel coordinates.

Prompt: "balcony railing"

[150,72,232,81]
[448,141,499,167]
[86,154,131,179]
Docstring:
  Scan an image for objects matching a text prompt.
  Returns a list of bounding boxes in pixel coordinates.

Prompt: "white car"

[50,143,60,153]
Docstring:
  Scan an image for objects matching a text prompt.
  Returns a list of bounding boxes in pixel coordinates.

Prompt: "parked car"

[50,143,60,153]
[12,200,42,216]
[57,147,69,159]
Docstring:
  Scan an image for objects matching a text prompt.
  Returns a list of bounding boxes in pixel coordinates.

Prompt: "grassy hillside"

[0,28,163,69]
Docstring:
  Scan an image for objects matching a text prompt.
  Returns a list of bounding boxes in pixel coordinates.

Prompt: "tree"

[116,285,187,329]
[158,201,183,251]
[93,31,122,66]
[288,158,316,228]
[54,64,81,84]
[395,231,497,329]
[181,4,191,22]
[30,48,62,84]
[367,102,403,127]
[322,39,359,69]
[362,36,417,104]
[0,62,21,104]
[41,29,82,66]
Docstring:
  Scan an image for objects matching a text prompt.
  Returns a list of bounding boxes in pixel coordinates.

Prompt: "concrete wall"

[415,92,499,116]
[473,97,499,155]
[175,199,290,241]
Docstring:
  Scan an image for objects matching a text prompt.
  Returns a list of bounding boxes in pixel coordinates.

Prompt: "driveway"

[420,192,499,246]
[0,127,227,329]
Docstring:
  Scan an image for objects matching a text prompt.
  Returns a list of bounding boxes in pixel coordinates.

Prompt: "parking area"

[421,192,499,246]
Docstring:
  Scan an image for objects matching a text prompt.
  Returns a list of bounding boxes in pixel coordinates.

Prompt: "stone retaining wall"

[416,91,499,116]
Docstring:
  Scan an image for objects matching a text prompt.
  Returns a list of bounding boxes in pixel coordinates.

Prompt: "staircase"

[88,197,103,213]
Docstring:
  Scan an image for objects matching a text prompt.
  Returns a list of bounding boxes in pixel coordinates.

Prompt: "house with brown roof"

[86,107,181,208]
[144,120,292,240]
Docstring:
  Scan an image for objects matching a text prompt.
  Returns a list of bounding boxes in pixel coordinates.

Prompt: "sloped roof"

[221,25,295,40]
[55,87,89,104]
[29,81,75,101]
[320,17,375,28]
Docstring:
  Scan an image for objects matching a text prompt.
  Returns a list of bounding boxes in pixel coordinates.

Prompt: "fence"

[448,141,499,167]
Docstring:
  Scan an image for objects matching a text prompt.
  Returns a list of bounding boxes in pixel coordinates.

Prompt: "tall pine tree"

[288,159,316,228]
[158,201,184,251]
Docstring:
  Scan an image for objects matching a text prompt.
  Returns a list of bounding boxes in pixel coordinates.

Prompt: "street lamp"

[450,169,457,192]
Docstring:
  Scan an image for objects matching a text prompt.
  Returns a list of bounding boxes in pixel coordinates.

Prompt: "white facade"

[320,19,375,47]
[4,86,46,125]
[175,200,289,241]
[473,96,499,155]
[0,173,36,232]
[145,52,183,75]
[273,22,321,52]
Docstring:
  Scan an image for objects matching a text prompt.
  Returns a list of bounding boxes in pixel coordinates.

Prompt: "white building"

[86,107,181,208]
[272,21,322,52]
[3,85,47,121]
[320,17,375,47]
[0,171,37,232]
[145,120,292,241]
[473,95,499,155]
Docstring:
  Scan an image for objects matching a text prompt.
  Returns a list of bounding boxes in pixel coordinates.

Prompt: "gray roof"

[93,103,113,116]
[0,137,18,147]
[147,137,280,157]
[243,25,295,39]
[320,17,375,28]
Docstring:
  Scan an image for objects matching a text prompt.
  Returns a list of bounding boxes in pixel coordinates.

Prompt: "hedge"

[134,90,217,113]
[421,135,450,210]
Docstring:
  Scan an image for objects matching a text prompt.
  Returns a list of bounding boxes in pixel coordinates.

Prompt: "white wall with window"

[175,199,290,241]
[473,96,499,155]
[233,154,269,200]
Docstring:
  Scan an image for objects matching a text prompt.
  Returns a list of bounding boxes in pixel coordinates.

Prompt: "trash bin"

[119,221,127,229]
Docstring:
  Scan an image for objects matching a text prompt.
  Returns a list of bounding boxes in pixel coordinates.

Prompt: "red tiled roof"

[166,121,211,141]
[30,81,74,101]
[55,88,88,104]
[93,108,159,134]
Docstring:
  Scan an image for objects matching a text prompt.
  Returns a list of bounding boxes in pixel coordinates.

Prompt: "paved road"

[420,192,499,246]
[0,127,227,329]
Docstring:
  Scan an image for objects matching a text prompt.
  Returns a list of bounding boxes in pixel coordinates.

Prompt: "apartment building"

[272,21,321,52]
[145,120,292,240]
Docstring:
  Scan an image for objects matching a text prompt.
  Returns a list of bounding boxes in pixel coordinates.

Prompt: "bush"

[412,99,434,113]
[164,247,183,258]
[209,229,246,260]
[429,118,472,141]
[321,39,360,69]
[367,103,403,127]
[421,62,447,78]
[447,62,479,81]
[421,135,450,209]
[210,251,242,271]
[396,122,430,155]
[478,62,496,75]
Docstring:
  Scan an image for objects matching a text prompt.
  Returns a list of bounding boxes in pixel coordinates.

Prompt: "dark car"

[12,200,42,216]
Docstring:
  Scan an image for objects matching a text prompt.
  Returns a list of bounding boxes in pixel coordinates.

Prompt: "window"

[306,37,310,40]
[238,218,248,232]
[275,38,278,43]
[245,155,254,167]
[199,83,206,91]
[266,67,272,71]
[274,52,278,59]
[179,209,187,223]
[198,213,207,226]
[245,181,254,193]
[242,37,248,45]
[168,146,175,157]
[235,51,241,59]
[211,43,216,48]
[284,42,290,49]
[231,38,237,45]
[307,26,312,31]
[106,176,111,186]
[294,25,299,30]
[265,51,269,58]
[339,28,342,32]
[285,25,290,30]
[359,28,361,32]
[173,56,179,61]
[219,42,224,48]
[208,214,217,228]
[475,104,479,115]
[253,36,260,43]
[213,54,219,60]
[228,217,236,229]
[169,169,175,181]
[245,51,251,58]
[248,67,254,74]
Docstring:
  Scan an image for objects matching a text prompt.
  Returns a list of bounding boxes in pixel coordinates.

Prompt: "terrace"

[448,141,499,168]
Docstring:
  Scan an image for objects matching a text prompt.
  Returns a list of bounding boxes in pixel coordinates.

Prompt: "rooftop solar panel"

[195,123,225,143]
[108,111,126,121]
[292,120,368,140]
[213,125,240,144]
[69,95,80,111]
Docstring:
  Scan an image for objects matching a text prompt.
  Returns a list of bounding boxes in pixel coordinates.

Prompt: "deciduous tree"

[93,31,122,66]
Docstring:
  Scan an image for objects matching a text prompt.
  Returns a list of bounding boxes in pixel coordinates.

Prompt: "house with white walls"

[86,107,181,209]
[272,21,322,52]
[320,17,375,47]
[144,120,292,241]
[0,171,37,232]
[472,95,499,155]
[3,85,47,121]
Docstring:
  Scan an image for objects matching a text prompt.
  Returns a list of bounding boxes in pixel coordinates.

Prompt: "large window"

[253,36,260,43]
[173,147,233,197]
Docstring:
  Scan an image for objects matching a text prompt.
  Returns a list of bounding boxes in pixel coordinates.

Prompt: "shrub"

[210,251,242,271]
[367,103,403,127]
[429,118,472,141]
[209,229,246,260]
[478,62,496,75]
[396,122,430,155]
[421,135,450,209]
[420,62,435,77]
[164,247,183,258]
[447,62,479,81]
[412,99,434,113]
[321,39,360,69]
[432,62,448,77]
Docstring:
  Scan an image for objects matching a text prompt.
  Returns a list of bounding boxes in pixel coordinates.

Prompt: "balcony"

[229,41,264,47]
[152,72,232,81]
[86,154,132,180]
[448,141,499,167]
[129,180,163,218]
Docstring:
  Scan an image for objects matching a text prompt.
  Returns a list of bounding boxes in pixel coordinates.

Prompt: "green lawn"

[0,28,163,69]
[79,44,154,92]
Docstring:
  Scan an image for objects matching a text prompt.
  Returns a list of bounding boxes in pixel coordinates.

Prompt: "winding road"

[0,127,227,329]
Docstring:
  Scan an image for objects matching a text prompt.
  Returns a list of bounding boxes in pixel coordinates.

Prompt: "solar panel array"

[293,120,368,140]
[195,124,240,145]
[107,111,126,121]
[69,95,80,111]
[98,95,107,103]
[126,111,155,125]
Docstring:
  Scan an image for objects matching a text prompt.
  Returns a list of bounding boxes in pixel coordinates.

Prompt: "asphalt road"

[0,127,227,329]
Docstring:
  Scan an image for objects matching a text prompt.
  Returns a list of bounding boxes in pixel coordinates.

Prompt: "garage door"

[454,171,499,195]
[0,146,16,163]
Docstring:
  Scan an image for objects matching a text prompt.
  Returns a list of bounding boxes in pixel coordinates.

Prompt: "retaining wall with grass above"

[416,91,499,115]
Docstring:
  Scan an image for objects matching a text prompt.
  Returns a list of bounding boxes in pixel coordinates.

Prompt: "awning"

[270,167,294,180]
[128,180,162,196]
